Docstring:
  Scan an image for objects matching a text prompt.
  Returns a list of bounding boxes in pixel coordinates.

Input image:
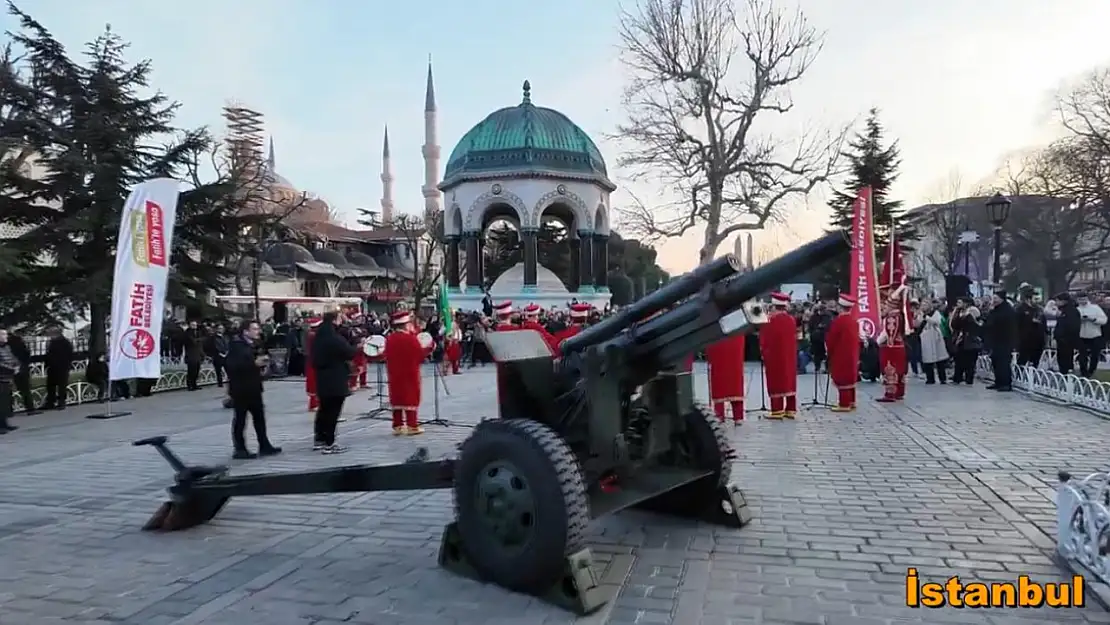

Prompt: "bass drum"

[363,334,386,358]
[417,332,434,349]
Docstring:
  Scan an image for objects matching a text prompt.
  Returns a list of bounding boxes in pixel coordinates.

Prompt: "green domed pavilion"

[439,81,613,310]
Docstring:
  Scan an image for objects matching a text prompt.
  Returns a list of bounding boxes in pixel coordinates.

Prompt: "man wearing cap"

[521,303,558,354]
[706,330,746,424]
[825,294,860,412]
[304,317,322,411]
[553,303,591,345]
[493,301,517,332]
[385,310,432,435]
[759,292,798,418]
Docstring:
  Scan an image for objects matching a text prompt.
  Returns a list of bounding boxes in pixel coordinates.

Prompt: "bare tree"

[614,0,847,266]
[389,212,444,311]
[915,171,974,277]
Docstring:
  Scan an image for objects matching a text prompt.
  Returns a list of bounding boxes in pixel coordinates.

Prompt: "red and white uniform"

[444,332,462,374]
[305,317,322,411]
[520,303,557,354]
[385,311,433,433]
[706,332,745,423]
[552,303,590,348]
[493,300,517,332]
[758,292,798,418]
[350,326,368,391]
[825,294,860,411]
[877,303,910,402]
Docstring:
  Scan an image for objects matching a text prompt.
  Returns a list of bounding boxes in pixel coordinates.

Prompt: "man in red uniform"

[305,317,321,411]
[493,301,516,331]
[444,328,462,375]
[520,303,557,354]
[349,327,368,392]
[384,310,431,435]
[553,303,590,344]
[759,292,798,419]
[706,331,745,424]
[825,294,860,412]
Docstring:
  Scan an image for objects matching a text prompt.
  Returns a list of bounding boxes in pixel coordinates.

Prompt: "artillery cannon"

[136,231,850,614]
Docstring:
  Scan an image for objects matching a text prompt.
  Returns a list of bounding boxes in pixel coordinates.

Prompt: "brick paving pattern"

[1,364,1108,624]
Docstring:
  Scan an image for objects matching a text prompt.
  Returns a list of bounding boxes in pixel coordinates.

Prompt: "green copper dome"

[441,81,613,189]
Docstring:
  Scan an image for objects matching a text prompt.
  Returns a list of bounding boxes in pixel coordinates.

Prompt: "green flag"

[438,281,453,335]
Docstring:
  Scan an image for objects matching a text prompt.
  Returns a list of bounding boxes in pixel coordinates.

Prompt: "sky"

[5,0,1110,273]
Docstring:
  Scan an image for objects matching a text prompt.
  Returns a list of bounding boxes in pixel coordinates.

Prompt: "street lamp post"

[252,244,263,321]
[985,192,1012,288]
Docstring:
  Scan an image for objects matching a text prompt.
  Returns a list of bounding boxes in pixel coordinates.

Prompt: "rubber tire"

[453,418,589,593]
[643,406,734,509]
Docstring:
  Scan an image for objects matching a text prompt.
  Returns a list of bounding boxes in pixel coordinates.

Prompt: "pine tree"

[1,4,257,345]
[820,109,913,291]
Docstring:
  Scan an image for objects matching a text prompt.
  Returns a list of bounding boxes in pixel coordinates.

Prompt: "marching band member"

[304,317,322,412]
[444,326,462,375]
[384,310,432,436]
[825,293,860,412]
[520,303,558,353]
[553,303,590,344]
[759,292,798,419]
[706,331,745,424]
[876,297,910,402]
[493,301,516,331]
[349,325,369,392]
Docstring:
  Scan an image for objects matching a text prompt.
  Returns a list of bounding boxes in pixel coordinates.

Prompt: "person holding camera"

[226,320,282,459]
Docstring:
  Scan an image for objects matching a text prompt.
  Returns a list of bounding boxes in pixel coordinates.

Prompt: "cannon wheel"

[452,418,589,593]
[638,405,733,513]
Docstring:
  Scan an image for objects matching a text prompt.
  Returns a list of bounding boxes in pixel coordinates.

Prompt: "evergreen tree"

[820,109,913,291]
[1,4,259,346]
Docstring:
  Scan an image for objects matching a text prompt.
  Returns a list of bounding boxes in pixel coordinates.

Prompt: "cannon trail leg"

[134,436,231,531]
[635,407,753,527]
[438,419,614,615]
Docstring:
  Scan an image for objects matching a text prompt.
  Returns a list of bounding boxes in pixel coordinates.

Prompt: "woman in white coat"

[916,299,950,384]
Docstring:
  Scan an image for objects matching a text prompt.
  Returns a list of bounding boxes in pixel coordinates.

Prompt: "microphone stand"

[360,360,390,421]
[420,360,461,428]
[748,356,771,417]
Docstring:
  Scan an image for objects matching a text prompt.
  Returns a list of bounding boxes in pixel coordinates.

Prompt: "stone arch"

[465,188,527,232]
[593,203,609,236]
[445,202,464,237]
[530,187,589,231]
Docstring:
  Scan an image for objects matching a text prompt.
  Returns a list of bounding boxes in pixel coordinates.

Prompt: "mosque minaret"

[421,59,441,220]
[379,125,394,224]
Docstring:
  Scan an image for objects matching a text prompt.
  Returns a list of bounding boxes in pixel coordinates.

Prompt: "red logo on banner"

[145,200,167,266]
[128,283,155,329]
[850,187,881,339]
[120,328,155,359]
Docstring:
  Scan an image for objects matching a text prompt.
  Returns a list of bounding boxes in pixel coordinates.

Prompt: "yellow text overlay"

[905,568,1085,608]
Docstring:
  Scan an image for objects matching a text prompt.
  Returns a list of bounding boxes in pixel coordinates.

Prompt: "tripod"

[748,358,771,417]
[360,361,390,421]
[804,362,834,410]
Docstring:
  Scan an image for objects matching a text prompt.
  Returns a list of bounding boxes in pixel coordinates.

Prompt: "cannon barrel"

[604,231,850,373]
[560,253,743,355]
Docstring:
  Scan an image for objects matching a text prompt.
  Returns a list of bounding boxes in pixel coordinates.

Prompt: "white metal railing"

[975,354,1110,413]
[1056,472,1110,596]
[26,355,198,379]
[12,363,221,412]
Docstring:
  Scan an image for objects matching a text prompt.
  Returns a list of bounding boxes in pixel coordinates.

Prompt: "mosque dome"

[345,251,380,269]
[312,247,349,266]
[441,81,612,189]
[490,262,568,295]
[262,242,314,268]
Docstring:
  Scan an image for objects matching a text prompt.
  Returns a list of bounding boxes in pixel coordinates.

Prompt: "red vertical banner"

[850,187,881,339]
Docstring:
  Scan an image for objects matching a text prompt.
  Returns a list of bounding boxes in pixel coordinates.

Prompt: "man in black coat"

[183,320,205,390]
[225,320,282,459]
[6,331,37,414]
[42,328,73,410]
[1053,293,1082,375]
[1014,288,1045,367]
[311,312,356,454]
[985,290,1017,392]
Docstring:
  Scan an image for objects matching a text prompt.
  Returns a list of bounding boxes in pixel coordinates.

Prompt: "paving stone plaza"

[2,364,1109,625]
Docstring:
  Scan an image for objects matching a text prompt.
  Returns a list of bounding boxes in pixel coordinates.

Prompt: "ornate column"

[569,237,581,292]
[445,235,461,292]
[464,232,481,293]
[592,233,609,292]
[521,228,538,292]
[578,230,594,293]
[477,236,486,288]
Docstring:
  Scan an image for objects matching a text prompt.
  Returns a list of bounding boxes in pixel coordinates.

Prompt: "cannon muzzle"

[560,252,743,355]
[604,231,850,378]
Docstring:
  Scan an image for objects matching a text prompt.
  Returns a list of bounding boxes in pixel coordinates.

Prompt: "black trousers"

[13,370,34,411]
[0,381,12,427]
[314,395,345,446]
[1057,344,1076,375]
[922,360,948,384]
[43,368,69,408]
[952,350,977,384]
[990,349,1013,388]
[212,359,225,387]
[232,394,271,452]
[186,361,201,389]
[810,338,827,371]
[1015,344,1044,367]
[1079,338,1104,377]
